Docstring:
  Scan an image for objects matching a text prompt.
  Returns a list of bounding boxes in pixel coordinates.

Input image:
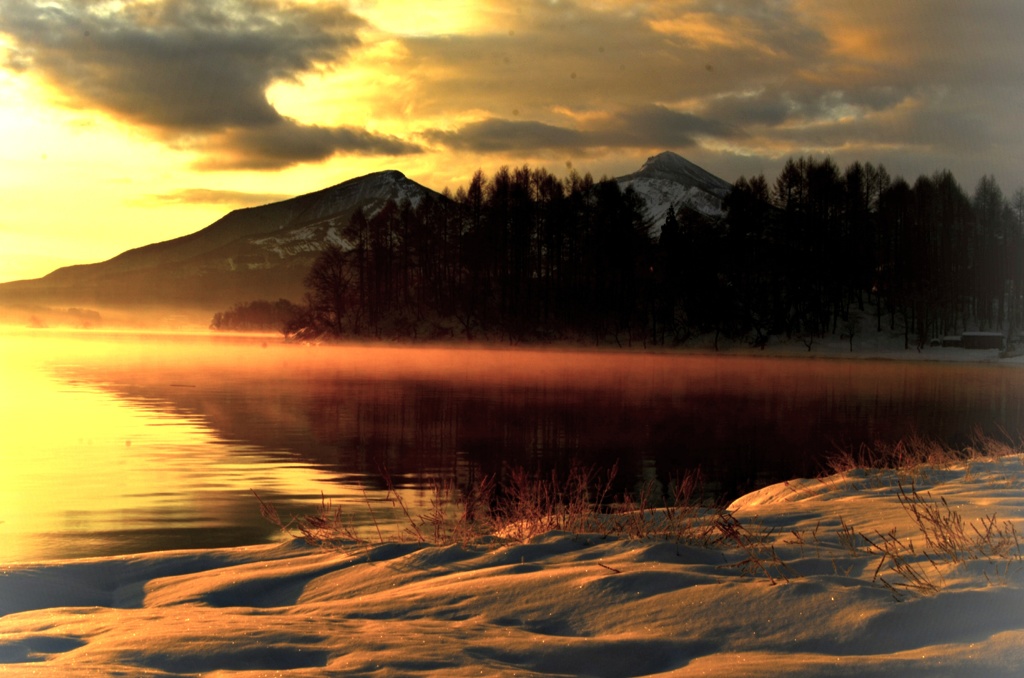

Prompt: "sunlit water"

[2,328,1022,563]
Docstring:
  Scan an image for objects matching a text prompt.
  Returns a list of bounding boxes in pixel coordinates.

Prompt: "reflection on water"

[2,328,1022,562]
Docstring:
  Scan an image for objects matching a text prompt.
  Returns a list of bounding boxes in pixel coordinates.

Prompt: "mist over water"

[2,328,1022,563]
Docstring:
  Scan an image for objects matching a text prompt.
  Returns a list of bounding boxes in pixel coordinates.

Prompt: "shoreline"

[2,453,1023,675]
[6,319,1023,366]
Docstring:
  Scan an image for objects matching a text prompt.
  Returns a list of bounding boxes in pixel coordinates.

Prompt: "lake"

[2,328,1022,563]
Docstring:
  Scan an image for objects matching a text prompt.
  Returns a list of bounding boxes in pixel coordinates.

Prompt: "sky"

[1,0,1022,283]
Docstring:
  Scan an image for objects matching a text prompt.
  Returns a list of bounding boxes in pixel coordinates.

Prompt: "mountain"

[0,170,439,314]
[0,153,734,321]
[616,151,733,230]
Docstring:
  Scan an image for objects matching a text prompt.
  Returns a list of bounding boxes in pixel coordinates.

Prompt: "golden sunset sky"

[1,0,1021,283]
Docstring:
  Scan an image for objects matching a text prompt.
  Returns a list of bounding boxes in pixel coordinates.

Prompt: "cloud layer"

[0,0,420,169]
[424,106,736,153]
[1,0,1022,186]
[151,187,291,206]
[400,0,1024,183]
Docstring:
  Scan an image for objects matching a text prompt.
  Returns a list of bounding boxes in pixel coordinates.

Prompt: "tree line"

[274,159,1024,349]
[211,299,303,332]
[725,158,1024,348]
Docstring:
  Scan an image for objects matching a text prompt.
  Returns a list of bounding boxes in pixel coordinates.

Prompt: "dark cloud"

[700,92,794,128]
[425,119,587,152]
[0,0,420,168]
[398,1,1024,189]
[200,119,422,170]
[396,3,695,116]
[397,0,832,118]
[701,85,910,134]
[3,0,1023,187]
[0,0,354,130]
[425,104,735,153]
[609,106,738,146]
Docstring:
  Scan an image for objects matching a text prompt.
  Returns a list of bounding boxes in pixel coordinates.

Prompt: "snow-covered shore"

[3,455,1023,676]
[678,325,1024,365]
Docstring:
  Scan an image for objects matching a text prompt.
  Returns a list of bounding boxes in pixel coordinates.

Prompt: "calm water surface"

[2,328,1022,563]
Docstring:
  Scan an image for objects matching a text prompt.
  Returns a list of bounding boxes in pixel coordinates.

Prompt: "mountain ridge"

[41,170,431,284]
[0,153,732,317]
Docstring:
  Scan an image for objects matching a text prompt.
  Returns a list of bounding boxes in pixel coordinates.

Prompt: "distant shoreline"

[6,319,1022,369]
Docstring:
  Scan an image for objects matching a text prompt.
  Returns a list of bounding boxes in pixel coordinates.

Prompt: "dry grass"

[814,435,1024,599]
[255,490,372,548]
[256,463,723,552]
[257,438,1024,599]
[856,481,1023,600]
[713,512,797,585]
[822,432,1021,480]
[896,481,1022,564]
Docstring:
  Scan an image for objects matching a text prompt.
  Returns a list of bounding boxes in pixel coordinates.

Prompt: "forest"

[260,158,1024,349]
[210,299,303,332]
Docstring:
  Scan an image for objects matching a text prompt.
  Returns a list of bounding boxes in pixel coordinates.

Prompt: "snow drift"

[2,454,1024,675]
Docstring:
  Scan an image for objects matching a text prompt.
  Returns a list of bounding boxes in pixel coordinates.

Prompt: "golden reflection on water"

[0,328,733,562]
[0,329,365,562]
[3,327,1021,563]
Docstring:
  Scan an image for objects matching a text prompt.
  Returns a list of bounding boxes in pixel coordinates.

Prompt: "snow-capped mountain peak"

[278,170,430,229]
[616,151,733,230]
[635,151,733,196]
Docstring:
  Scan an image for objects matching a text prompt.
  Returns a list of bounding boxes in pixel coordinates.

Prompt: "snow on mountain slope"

[250,226,348,261]
[242,171,430,261]
[275,170,431,231]
[617,151,734,231]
